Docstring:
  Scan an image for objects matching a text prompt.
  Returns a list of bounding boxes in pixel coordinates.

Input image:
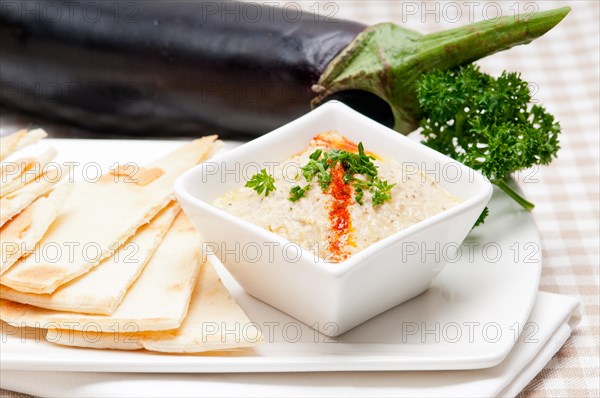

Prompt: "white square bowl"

[175,101,493,337]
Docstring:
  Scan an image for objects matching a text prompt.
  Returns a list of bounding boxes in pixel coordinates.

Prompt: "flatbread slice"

[0,136,216,294]
[0,166,64,227]
[0,184,71,275]
[0,201,180,314]
[0,212,203,332]
[1,147,57,197]
[0,129,47,161]
[45,261,262,353]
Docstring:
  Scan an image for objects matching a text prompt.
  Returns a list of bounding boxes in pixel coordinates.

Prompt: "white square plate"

[0,138,541,371]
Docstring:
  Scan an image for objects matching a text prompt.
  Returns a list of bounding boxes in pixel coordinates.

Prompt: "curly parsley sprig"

[416,64,561,226]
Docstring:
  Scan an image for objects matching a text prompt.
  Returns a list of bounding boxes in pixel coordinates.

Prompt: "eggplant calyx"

[312,6,571,135]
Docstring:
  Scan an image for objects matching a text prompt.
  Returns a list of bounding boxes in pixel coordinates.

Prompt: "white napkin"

[1,291,579,398]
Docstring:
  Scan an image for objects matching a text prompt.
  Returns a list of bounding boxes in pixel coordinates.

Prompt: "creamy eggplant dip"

[214,132,460,263]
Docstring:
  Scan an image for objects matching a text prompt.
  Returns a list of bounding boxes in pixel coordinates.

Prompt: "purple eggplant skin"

[0,1,367,138]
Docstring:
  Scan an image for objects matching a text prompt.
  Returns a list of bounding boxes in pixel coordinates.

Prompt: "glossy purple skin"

[0,1,366,138]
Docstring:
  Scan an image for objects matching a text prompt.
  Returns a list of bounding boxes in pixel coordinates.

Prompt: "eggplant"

[0,1,569,138]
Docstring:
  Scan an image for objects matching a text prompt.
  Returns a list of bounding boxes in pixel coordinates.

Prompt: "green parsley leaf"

[302,158,327,182]
[289,184,311,202]
[473,207,489,228]
[371,178,396,206]
[355,186,364,205]
[245,169,276,197]
[309,149,322,161]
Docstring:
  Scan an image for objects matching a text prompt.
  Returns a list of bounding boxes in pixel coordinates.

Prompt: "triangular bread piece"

[46,261,262,353]
[0,212,203,332]
[0,184,71,274]
[0,129,47,161]
[0,201,180,314]
[0,166,64,227]
[1,147,57,197]
[0,136,216,293]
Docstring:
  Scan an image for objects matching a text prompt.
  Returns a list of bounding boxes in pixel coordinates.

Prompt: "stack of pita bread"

[0,129,261,353]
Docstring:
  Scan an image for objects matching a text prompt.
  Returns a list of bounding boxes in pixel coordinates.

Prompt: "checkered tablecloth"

[1,1,598,397]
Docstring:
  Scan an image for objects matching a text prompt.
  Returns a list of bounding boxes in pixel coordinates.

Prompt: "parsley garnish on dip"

[213,132,460,263]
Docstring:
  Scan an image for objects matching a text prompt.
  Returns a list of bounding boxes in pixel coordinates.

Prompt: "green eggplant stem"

[312,7,571,134]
